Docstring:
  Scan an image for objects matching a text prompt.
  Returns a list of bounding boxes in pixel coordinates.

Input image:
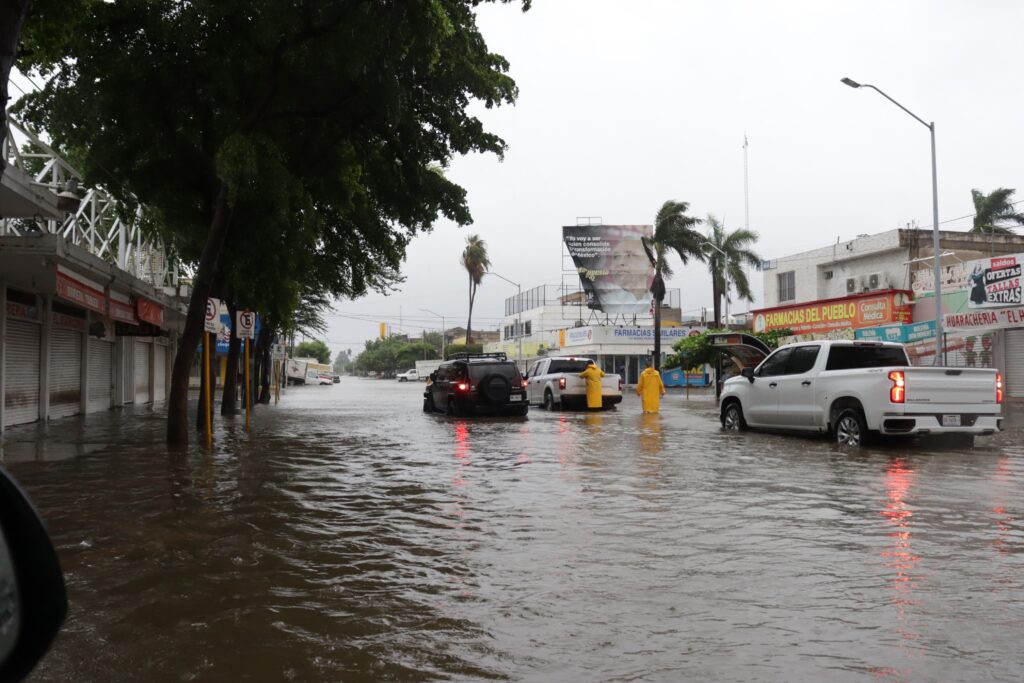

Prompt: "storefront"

[753,289,913,338]
[558,325,707,385]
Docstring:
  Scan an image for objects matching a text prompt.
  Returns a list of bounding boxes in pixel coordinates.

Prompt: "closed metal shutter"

[153,343,167,403]
[134,338,151,404]
[122,338,134,403]
[88,339,114,412]
[5,320,41,426]
[49,327,83,419]
[1004,328,1024,398]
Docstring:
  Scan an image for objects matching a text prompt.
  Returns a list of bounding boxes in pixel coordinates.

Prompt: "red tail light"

[521,379,528,389]
[559,377,566,390]
[996,372,1003,404]
[618,378,624,392]
[457,382,468,392]
[888,370,905,403]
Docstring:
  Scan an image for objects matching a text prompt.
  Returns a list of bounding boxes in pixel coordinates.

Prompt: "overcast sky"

[317,0,1024,358]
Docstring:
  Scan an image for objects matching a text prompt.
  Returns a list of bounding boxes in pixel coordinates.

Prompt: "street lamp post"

[841,77,943,364]
[489,272,523,370]
[702,240,730,327]
[420,308,445,359]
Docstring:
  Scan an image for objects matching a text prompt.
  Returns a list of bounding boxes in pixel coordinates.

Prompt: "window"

[524,321,532,336]
[825,345,909,371]
[757,348,794,377]
[547,359,590,373]
[787,345,820,374]
[468,363,520,380]
[777,271,796,302]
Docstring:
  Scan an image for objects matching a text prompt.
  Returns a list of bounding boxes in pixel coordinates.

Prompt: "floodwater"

[3,380,1023,682]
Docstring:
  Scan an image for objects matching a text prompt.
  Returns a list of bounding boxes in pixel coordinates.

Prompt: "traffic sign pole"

[203,332,212,447]
[244,338,251,431]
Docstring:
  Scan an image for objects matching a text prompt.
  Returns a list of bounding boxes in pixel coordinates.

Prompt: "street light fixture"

[841,76,943,364]
[489,271,523,370]
[701,240,730,328]
[420,308,445,359]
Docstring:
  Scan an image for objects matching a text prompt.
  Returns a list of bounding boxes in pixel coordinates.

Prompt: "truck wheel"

[721,402,746,431]
[543,390,557,411]
[835,409,868,447]
[423,397,434,413]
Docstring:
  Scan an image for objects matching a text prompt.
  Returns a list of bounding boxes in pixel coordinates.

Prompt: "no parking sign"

[237,310,256,339]
[204,298,220,333]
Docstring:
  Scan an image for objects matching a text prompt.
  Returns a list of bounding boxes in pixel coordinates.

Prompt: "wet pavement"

[3,380,1023,682]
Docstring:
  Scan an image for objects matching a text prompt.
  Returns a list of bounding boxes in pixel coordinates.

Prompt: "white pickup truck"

[525,356,623,410]
[397,368,418,382]
[720,340,1003,447]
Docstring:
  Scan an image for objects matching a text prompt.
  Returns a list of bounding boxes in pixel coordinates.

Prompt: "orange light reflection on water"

[880,458,921,646]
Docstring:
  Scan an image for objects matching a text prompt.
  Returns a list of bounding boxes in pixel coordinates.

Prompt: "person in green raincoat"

[636,360,666,413]
[578,361,605,410]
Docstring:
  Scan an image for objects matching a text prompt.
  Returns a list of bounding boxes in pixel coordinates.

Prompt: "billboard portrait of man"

[563,224,655,315]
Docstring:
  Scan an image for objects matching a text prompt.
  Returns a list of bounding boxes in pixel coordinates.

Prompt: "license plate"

[942,414,961,426]
[509,394,522,402]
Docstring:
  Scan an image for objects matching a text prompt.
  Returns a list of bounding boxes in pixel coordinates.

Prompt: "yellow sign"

[559,329,566,348]
[379,322,387,339]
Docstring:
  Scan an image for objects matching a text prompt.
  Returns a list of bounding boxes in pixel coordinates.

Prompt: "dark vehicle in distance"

[423,353,528,417]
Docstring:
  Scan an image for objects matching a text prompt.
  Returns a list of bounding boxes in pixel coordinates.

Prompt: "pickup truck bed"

[526,357,623,410]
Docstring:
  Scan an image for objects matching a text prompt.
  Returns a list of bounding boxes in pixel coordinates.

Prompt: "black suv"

[423,353,528,417]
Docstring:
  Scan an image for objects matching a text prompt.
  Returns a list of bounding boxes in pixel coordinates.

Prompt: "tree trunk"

[711,257,722,328]
[651,271,666,371]
[168,187,233,446]
[0,0,30,181]
[221,300,240,416]
[466,276,474,345]
[257,327,272,404]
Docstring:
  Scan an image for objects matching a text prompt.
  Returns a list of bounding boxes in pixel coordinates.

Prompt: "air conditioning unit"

[868,272,881,290]
[860,276,870,292]
[846,277,857,294]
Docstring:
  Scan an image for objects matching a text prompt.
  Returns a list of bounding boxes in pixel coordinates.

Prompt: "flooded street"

[4,379,1024,682]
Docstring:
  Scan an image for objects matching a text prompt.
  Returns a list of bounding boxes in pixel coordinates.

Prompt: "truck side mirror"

[0,469,67,682]
[740,367,755,383]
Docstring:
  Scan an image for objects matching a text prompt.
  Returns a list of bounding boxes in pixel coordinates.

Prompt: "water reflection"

[880,458,921,646]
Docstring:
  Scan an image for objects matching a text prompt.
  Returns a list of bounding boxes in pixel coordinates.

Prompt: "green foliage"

[647,200,705,283]
[703,215,763,326]
[444,343,483,358]
[971,188,1024,235]
[294,340,331,365]
[461,234,490,343]
[332,349,353,374]
[664,329,793,370]
[354,336,440,375]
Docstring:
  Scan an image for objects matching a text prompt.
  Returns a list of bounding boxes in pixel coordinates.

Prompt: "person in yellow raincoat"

[578,361,605,410]
[636,361,666,413]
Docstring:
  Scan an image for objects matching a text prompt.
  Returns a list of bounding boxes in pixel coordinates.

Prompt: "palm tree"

[703,215,762,327]
[970,188,1024,235]
[460,234,490,344]
[645,200,704,369]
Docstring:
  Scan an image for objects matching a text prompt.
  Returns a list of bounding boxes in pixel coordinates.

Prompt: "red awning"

[55,269,107,315]
[136,297,164,327]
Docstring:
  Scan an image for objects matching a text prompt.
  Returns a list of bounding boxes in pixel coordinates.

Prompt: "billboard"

[965,254,1022,308]
[752,290,913,335]
[563,225,654,315]
[855,320,936,343]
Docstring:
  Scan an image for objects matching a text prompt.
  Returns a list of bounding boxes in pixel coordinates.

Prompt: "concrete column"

[113,336,125,407]
[148,338,155,404]
[0,280,6,432]
[80,316,90,415]
[167,335,175,402]
[40,295,52,422]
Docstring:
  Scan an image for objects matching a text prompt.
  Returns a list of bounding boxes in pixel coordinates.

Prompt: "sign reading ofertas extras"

[753,291,912,335]
[966,254,1023,308]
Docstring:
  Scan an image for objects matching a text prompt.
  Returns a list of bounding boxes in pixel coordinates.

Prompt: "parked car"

[525,356,623,410]
[316,373,334,385]
[397,369,418,382]
[719,340,1003,447]
[423,352,528,417]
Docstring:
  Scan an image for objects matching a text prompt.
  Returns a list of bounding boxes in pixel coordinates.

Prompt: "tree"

[970,188,1024,235]
[20,0,530,445]
[645,200,704,370]
[333,349,352,375]
[703,215,763,327]
[0,0,30,181]
[294,340,331,365]
[664,329,793,371]
[461,234,490,344]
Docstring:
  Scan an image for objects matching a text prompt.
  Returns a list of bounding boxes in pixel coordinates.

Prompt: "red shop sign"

[136,297,164,327]
[55,271,107,315]
[108,297,137,324]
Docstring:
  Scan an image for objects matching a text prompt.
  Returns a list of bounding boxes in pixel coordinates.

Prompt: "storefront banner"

[912,262,968,296]
[108,297,137,324]
[964,254,1023,308]
[563,325,707,347]
[55,270,107,315]
[944,306,1024,332]
[562,225,654,315]
[136,297,164,326]
[6,301,38,321]
[753,290,912,335]
[52,312,86,331]
[855,320,936,343]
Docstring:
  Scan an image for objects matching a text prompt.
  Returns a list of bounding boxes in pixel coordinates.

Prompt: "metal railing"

[1,116,178,289]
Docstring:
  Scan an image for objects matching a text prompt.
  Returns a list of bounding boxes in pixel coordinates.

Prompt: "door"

[122,338,135,403]
[431,365,449,407]
[134,338,151,404]
[153,342,167,403]
[747,348,794,426]
[49,327,83,419]
[88,339,114,412]
[1004,328,1024,398]
[5,320,41,426]
[527,361,545,403]
[775,345,821,429]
